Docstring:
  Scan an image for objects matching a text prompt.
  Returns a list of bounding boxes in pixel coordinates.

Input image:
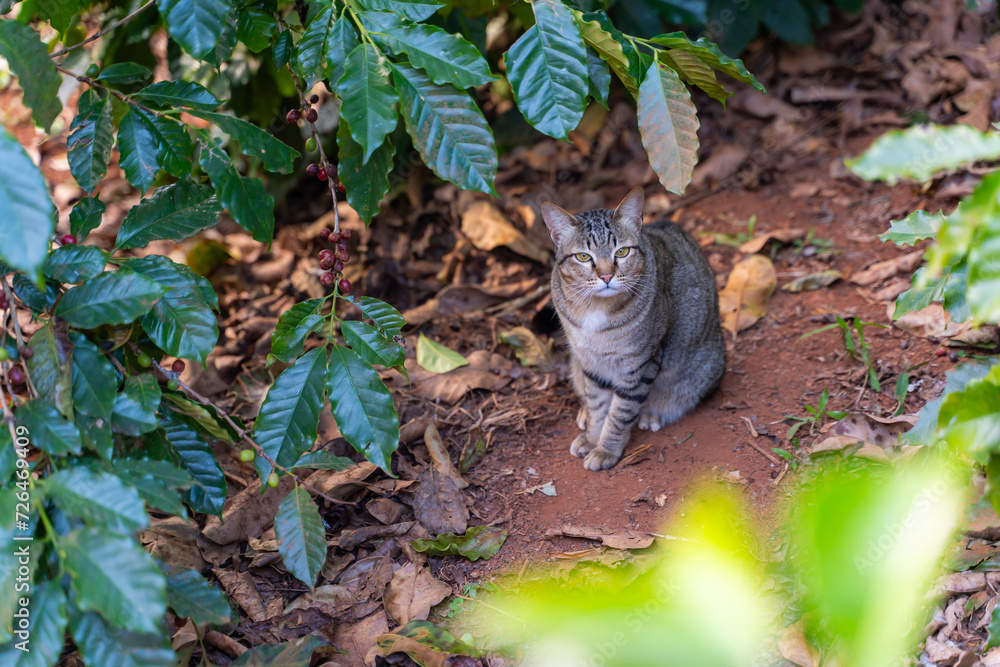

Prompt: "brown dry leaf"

[140,517,209,572]
[461,200,549,264]
[718,255,777,335]
[331,610,389,667]
[948,325,1000,348]
[827,412,916,446]
[781,270,842,293]
[384,562,452,625]
[171,618,200,653]
[321,552,355,582]
[924,636,964,666]
[690,144,748,189]
[892,303,972,340]
[376,635,447,667]
[412,468,469,535]
[983,647,1000,666]
[499,325,556,372]
[779,621,821,667]
[939,571,1000,594]
[331,522,415,551]
[304,461,378,497]
[738,228,805,254]
[213,568,267,622]
[720,469,748,485]
[424,422,469,489]
[402,285,505,326]
[202,475,296,545]
[366,498,405,525]
[850,251,924,286]
[808,436,894,461]
[401,350,513,405]
[545,524,655,550]
[284,584,359,616]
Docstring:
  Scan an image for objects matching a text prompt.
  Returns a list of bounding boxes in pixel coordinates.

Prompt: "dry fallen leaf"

[399,350,513,405]
[781,270,842,293]
[827,412,916,447]
[850,251,923,286]
[384,562,452,625]
[892,303,972,340]
[202,475,295,545]
[545,524,655,550]
[412,468,469,536]
[738,228,806,254]
[423,422,469,489]
[779,621,821,667]
[499,326,556,372]
[461,200,550,264]
[332,609,389,667]
[140,516,209,572]
[718,255,777,335]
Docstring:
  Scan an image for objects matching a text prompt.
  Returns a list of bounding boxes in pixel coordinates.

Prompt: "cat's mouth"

[593,282,620,296]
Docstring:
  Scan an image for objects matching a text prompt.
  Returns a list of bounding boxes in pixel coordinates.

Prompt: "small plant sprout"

[785,388,849,440]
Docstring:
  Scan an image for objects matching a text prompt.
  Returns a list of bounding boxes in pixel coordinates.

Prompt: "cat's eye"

[574,252,592,262]
[615,247,631,258]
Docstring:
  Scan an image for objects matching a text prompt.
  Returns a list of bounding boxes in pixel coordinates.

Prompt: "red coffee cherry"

[61,234,77,245]
[320,257,334,270]
[305,108,318,123]
[286,109,300,124]
[305,163,319,177]
[319,228,331,240]
[340,229,352,239]
[338,279,351,294]
[317,168,328,181]
[172,359,186,373]
[320,272,335,286]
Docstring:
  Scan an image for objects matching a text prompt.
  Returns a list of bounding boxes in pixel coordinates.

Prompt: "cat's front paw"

[583,447,620,471]
[570,434,596,458]
[638,411,662,432]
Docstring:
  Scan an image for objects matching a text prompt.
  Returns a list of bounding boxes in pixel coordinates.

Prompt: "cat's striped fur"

[541,187,725,471]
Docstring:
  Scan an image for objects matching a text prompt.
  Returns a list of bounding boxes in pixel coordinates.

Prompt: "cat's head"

[541,187,646,300]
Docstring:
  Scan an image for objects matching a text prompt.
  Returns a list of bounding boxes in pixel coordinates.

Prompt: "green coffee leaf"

[15,399,82,456]
[637,56,699,195]
[348,295,406,338]
[585,47,610,108]
[166,570,233,626]
[199,142,274,243]
[55,270,167,328]
[269,298,326,366]
[159,0,234,59]
[162,393,233,443]
[416,333,467,374]
[42,244,109,284]
[0,21,62,130]
[292,450,356,471]
[358,0,443,21]
[123,254,220,364]
[296,5,336,84]
[324,15,361,90]
[342,320,405,370]
[327,345,399,475]
[159,414,228,516]
[69,331,117,420]
[0,128,56,281]
[893,264,969,322]
[411,525,507,560]
[661,49,731,104]
[62,528,166,634]
[573,10,639,98]
[70,611,175,667]
[69,197,106,241]
[377,620,481,661]
[275,486,327,588]
[939,364,1000,459]
[273,29,293,68]
[134,80,221,110]
[906,360,995,445]
[847,124,1000,184]
[115,457,193,517]
[204,8,238,67]
[648,32,765,92]
[337,121,394,225]
[231,635,327,667]
[336,43,399,164]
[112,374,162,436]
[252,347,328,480]
[117,107,161,192]
[880,210,944,246]
[507,0,588,140]
[376,22,495,90]
[36,0,82,33]
[116,181,221,250]
[43,468,149,533]
[78,415,113,461]
[970,226,1000,323]
[392,61,497,195]
[236,3,276,52]
[191,110,300,173]
[11,273,59,313]
[67,90,115,193]
[26,319,74,417]
[0,582,66,666]
[95,62,152,85]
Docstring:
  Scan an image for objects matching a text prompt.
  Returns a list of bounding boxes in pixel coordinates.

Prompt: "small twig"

[773,462,789,486]
[647,532,692,542]
[453,593,525,624]
[275,15,341,232]
[745,438,781,466]
[148,357,356,506]
[49,1,157,59]
[483,284,551,319]
[1,281,37,399]
[53,63,173,121]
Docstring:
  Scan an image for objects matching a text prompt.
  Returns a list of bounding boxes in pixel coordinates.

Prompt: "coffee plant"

[848,123,1000,506]
[0,0,762,662]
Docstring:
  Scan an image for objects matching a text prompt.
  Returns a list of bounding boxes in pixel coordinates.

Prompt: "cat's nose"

[599,273,614,284]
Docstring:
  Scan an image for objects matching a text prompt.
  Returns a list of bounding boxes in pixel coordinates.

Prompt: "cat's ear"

[613,187,644,232]
[540,202,577,245]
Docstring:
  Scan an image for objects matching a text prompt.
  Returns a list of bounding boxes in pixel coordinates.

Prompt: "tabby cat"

[541,187,725,471]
